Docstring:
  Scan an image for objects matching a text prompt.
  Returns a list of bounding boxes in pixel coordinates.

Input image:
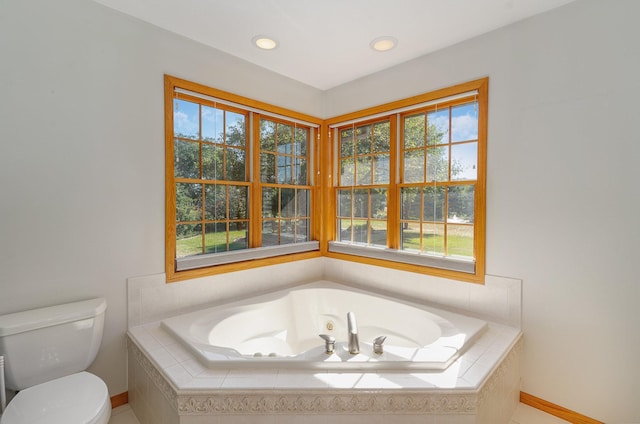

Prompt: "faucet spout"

[347,312,359,354]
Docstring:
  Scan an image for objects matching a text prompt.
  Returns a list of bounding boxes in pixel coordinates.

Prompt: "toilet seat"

[0,372,111,424]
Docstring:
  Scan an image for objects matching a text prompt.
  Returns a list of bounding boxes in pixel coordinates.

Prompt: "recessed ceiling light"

[252,35,279,50]
[370,36,397,52]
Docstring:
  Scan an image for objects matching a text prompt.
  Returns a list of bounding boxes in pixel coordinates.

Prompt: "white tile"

[181,376,226,389]
[461,361,491,386]
[180,358,208,376]
[275,371,329,388]
[318,372,364,388]
[165,342,192,362]
[222,371,278,388]
[147,346,178,369]
[164,363,193,386]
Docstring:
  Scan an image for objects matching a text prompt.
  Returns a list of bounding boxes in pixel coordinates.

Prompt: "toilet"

[0,298,111,424]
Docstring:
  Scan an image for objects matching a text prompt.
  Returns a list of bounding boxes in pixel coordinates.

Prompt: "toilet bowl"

[0,372,111,424]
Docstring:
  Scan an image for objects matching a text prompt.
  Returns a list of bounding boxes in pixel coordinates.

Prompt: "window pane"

[401,222,420,251]
[338,219,352,242]
[204,184,226,220]
[373,154,390,184]
[447,224,473,258]
[229,185,248,220]
[201,106,223,142]
[370,220,387,246]
[448,185,475,223]
[176,183,201,222]
[228,222,248,250]
[262,220,279,246]
[294,158,308,185]
[226,111,246,147]
[204,222,227,254]
[262,187,278,218]
[404,114,425,149]
[451,142,477,181]
[355,156,372,185]
[353,189,369,218]
[451,102,478,143]
[226,147,246,181]
[426,146,449,182]
[341,129,354,157]
[277,124,293,154]
[260,153,276,183]
[371,188,387,220]
[427,108,449,145]
[295,219,310,242]
[401,187,420,221]
[423,186,445,222]
[356,125,372,154]
[404,149,424,183]
[373,121,390,152]
[201,144,222,180]
[277,155,292,184]
[261,120,276,151]
[173,99,199,139]
[295,127,307,156]
[352,219,368,244]
[280,188,295,217]
[337,189,352,217]
[280,219,295,244]
[422,223,445,255]
[176,223,202,258]
[297,189,309,217]
[174,139,199,179]
[340,158,354,186]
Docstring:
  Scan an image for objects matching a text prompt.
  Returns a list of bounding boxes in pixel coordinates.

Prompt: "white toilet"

[0,298,111,424]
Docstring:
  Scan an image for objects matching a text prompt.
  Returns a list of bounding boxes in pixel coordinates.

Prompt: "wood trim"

[520,392,604,424]
[325,78,488,127]
[110,391,128,409]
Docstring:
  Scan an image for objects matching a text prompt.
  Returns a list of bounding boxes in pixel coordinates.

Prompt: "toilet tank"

[0,298,106,390]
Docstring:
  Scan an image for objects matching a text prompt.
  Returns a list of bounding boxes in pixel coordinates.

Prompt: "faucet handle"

[319,334,336,354]
[373,335,387,354]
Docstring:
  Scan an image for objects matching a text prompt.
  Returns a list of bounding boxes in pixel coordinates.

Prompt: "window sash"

[326,79,487,280]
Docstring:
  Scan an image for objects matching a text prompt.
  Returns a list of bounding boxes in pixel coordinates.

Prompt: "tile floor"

[108,402,569,424]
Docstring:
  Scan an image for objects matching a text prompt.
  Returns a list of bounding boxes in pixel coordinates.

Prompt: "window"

[326,78,487,283]
[165,76,486,284]
[165,76,322,282]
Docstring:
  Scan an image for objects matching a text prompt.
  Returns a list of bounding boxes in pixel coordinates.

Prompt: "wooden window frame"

[165,75,323,283]
[323,78,488,284]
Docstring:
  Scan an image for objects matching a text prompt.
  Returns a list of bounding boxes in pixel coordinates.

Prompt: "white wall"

[1,0,638,422]
[326,1,640,422]
[0,0,323,399]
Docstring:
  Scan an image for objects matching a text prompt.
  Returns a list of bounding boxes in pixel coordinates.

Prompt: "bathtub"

[160,281,487,370]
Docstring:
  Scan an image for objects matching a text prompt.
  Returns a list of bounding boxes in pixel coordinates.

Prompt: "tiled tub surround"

[127,260,523,424]
[128,321,521,424]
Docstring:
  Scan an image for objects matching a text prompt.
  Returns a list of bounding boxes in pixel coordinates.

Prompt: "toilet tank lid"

[0,298,106,337]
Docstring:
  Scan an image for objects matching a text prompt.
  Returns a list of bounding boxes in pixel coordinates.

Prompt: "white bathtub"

[160,281,487,370]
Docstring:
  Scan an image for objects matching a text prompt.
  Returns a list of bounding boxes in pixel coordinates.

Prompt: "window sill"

[176,241,320,271]
[327,241,475,274]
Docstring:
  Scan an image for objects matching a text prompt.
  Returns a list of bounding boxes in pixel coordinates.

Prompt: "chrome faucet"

[347,312,359,354]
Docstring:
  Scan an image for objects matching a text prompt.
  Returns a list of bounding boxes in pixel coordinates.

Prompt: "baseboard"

[110,391,129,409]
[520,392,603,424]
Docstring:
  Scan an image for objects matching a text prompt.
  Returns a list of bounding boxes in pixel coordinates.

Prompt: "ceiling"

[93,0,577,90]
